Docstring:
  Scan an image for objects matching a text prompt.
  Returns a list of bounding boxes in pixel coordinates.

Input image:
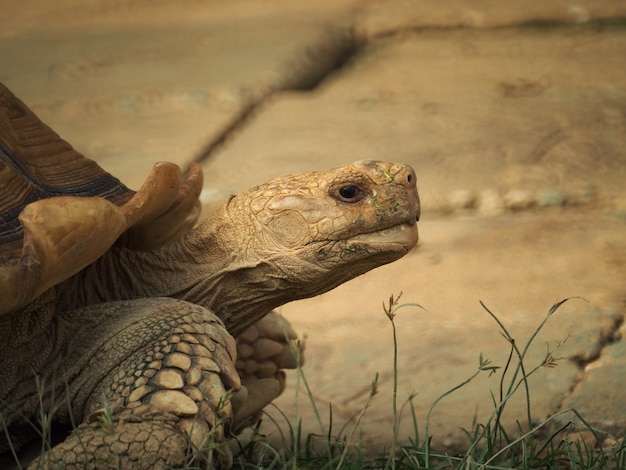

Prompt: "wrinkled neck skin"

[59,197,333,336]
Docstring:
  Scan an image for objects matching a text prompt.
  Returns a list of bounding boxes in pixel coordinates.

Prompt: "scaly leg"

[26,298,239,469]
[232,311,303,431]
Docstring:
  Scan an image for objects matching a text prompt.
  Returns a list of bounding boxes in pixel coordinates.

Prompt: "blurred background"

[2,0,625,451]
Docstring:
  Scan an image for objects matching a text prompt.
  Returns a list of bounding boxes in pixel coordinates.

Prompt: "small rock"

[538,189,565,207]
[477,189,505,216]
[503,189,535,211]
[448,189,476,211]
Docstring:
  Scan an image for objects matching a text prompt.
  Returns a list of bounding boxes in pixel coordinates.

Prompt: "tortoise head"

[218,160,420,304]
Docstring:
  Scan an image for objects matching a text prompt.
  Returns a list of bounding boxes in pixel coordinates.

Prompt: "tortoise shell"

[0,83,203,314]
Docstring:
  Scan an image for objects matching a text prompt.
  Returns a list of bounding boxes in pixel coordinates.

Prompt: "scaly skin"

[1,160,419,468]
[24,298,238,469]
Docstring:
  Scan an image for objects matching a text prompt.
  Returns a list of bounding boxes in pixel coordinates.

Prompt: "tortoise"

[0,82,420,468]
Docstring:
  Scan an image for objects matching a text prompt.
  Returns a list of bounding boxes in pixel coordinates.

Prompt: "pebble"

[503,189,535,210]
[538,189,565,207]
[438,185,606,217]
[477,189,505,216]
[448,189,476,211]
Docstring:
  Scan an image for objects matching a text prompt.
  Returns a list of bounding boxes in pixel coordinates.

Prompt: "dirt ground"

[2,0,626,458]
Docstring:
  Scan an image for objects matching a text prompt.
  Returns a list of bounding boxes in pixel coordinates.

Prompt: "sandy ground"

[2,0,626,459]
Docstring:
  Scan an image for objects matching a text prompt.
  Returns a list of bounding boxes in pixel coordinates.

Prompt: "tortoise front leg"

[232,311,303,431]
[27,298,239,469]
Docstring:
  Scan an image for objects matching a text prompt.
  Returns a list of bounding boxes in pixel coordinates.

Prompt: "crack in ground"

[571,314,624,369]
[191,27,360,164]
[554,310,624,414]
[189,21,625,218]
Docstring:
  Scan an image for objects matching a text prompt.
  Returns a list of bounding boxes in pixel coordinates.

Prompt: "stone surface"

[1,0,626,461]
[203,26,626,215]
[0,0,356,189]
[563,320,626,437]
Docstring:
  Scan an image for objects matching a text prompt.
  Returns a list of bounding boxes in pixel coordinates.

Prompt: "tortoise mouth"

[347,222,418,252]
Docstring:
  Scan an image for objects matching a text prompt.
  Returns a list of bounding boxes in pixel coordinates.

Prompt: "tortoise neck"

[59,198,287,335]
[163,209,289,335]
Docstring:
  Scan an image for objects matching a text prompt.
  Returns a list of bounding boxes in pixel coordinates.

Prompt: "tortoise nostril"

[404,167,417,187]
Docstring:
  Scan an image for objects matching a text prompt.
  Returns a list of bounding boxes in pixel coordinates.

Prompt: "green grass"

[5,296,625,469]
[228,296,626,470]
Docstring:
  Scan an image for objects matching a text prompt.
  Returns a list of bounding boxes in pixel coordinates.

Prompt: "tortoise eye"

[336,185,362,202]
